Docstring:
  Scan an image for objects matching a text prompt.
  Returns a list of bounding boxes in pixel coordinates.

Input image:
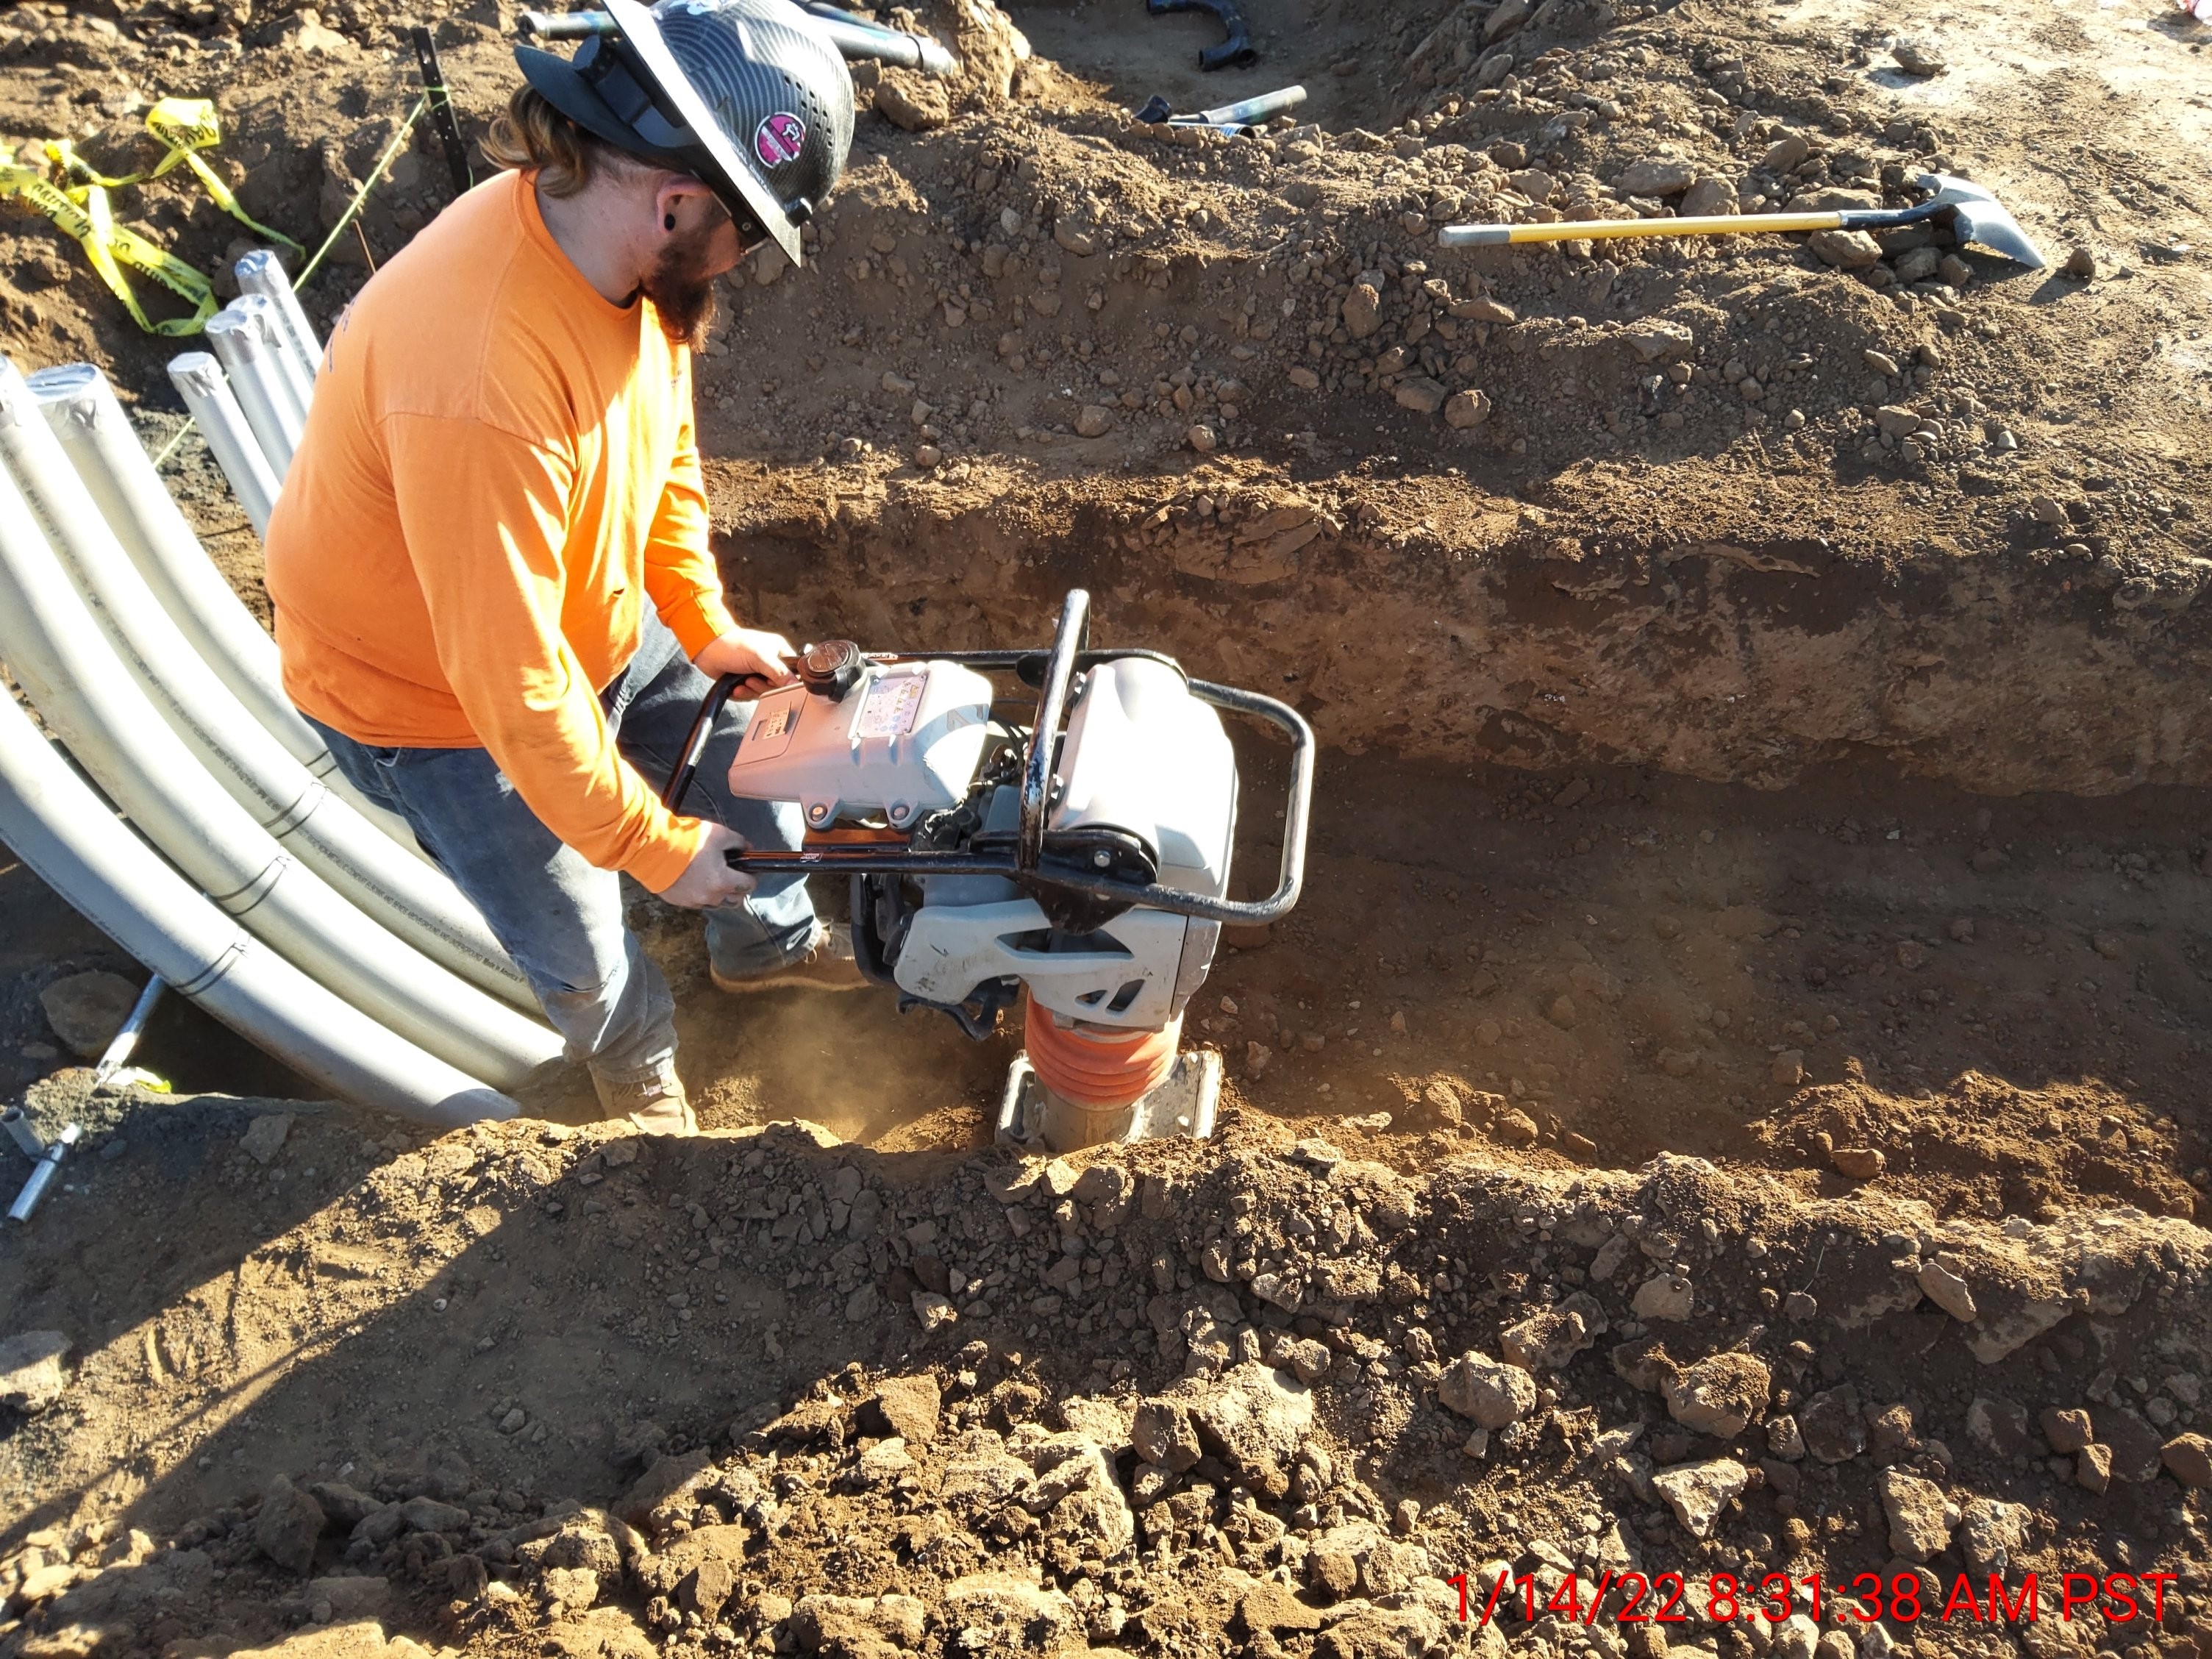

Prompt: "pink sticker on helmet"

[754,112,806,168]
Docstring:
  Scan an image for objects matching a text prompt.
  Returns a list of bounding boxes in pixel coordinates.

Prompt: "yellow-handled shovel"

[1438,172,2046,269]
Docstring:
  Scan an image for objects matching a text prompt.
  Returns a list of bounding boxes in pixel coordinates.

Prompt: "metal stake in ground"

[93,975,165,1091]
[1135,84,1305,132]
[408,26,475,198]
[7,1117,79,1224]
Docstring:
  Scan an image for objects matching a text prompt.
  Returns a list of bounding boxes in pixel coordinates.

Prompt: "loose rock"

[1182,1361,1313,1489]
[38,970,140,1057]
[1878,1468,1958,1560]
[241,1113,294,1166]
[1439,1351,1539,1428]
[1394,377,1447,415]
[1916,1257,1977,1321]
[1132,1397,1202,1471]
[0,1330,69,1413]
[254,1475,328,1574]
[2075,1442,2113,1493]
[1664,1353,1772,1438]
[1650,1458,1748,1537]
[1966,1396,2033,1457]
[1343,283,1382,339]
[2162,1433,2212,1489]
[1891,39,1947,75]
[2099,1407,2164,1483]
[1616,158,1697,196]
[2041,1407,2093,1454]
[1677,177,1738,218]
[874,71,950,131]
[1808,229,1883,270]
[1762,133,1812,171]
[865,1375,941,1446]
[1444,388,1493,429]
[1799,1385,1867,1463]
[1499,1307,1590,1371]
[1957,1496,2028,1575]
[1830,1146,1886,1180]
[1632,1273,1694,1321]
[1473,1107,1529,1146]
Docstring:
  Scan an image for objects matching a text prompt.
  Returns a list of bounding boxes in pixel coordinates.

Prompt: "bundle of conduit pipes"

[0,285,560,1125]
[0,0,967,1136]
[165,251,312,536]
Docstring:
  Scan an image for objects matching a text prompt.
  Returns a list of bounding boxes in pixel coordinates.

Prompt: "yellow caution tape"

[144,99,304,251]
[0,165,217,336]
[6,96,309,335]
[48,99,303,251]
[41,140,139,191]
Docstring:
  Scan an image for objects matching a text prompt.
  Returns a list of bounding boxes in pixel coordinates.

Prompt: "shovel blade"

[1917,172,2047,269]
[1952,201,2047,269]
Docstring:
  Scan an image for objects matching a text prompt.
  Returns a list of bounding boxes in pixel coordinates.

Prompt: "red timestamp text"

[1442,1571,2183,1629]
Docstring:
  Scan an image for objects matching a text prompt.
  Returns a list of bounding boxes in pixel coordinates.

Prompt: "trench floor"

[643,746,2211,1222]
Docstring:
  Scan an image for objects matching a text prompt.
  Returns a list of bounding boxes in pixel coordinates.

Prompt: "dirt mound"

[1748,1072,2201,1222]
[5,1089,2211,1658]
[0,0,2205,792]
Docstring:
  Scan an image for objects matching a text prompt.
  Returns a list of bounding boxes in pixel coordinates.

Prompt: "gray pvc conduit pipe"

[810,15,960,75]
[0,689,515,1127]
[0,460,561,1087]
[168,352,279,535]
[235,251,322,382]
[204,302,301,477]
[232,293,315,430]
[0,360,534,1010]
[29,362,436,867]
[38,364,320,762]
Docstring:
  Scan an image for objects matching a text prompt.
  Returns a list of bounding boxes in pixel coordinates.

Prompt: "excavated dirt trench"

[668,724,2212,1217]
[599,506,2210,1235]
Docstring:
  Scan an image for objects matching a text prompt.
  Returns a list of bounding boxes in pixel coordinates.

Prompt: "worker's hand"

[694,626,800,699]
[652,822,757,910]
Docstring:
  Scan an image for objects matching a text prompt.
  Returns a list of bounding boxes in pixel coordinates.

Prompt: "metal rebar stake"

[9,1121,79,1223]
[93,976,164,1090]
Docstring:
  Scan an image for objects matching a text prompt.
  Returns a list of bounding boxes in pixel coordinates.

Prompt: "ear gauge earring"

[664,213,677,231]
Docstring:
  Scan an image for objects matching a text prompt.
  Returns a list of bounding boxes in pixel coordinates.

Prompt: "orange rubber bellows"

[1021,988,1182,1108]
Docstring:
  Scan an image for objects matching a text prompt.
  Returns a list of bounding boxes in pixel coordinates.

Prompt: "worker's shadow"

[0,1105,1116,1649]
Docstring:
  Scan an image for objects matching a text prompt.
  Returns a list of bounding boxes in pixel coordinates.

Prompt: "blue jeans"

[307,611,816,1100]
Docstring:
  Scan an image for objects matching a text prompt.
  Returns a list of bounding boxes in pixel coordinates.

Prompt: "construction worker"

[263,1,863,1135]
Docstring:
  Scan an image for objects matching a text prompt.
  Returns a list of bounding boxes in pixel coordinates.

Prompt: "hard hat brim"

[603,0,806,268]
[513,43,698,174]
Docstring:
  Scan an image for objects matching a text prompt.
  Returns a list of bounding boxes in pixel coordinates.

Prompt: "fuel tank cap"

[797,639,865,699]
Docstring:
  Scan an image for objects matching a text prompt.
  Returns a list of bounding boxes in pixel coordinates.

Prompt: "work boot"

[711,925,870,995]
[593,1060,699,1136]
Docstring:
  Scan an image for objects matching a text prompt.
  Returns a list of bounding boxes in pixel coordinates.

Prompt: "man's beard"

[642,219,721,349]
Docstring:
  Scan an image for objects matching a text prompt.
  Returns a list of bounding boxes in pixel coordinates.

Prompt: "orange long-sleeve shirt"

[265,168,738,893]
